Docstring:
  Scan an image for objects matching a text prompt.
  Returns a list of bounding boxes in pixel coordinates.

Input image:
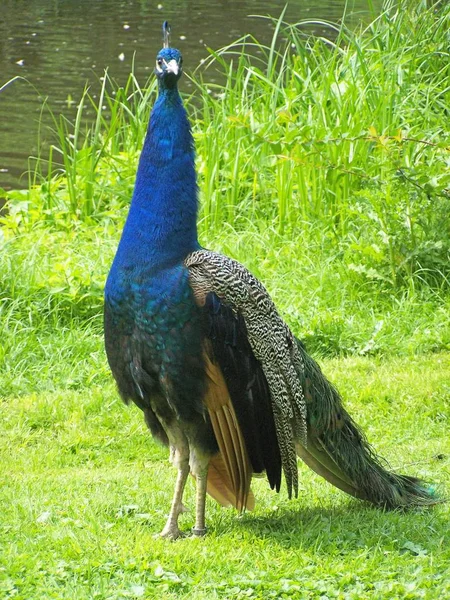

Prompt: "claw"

[159,524,184,540]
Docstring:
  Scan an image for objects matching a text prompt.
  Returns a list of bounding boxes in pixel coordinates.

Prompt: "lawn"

[1,351,449,599]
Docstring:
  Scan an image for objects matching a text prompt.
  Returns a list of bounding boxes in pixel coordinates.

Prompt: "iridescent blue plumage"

[107,46,198,276]
[104,43,210,435]
[104,39,224,539]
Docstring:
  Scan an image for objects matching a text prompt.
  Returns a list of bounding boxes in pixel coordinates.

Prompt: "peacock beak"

[165,59,179,75]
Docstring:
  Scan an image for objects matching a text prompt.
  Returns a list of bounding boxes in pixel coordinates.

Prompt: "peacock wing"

[185,249,305,498]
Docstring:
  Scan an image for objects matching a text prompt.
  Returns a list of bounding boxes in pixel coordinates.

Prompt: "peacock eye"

[157,58,163,66]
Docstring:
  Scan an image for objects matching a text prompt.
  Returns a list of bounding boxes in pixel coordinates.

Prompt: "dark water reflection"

[0,0,381,190]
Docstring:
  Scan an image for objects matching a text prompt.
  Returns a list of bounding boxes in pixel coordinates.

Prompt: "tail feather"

[295,441,363,499]
[296,340,438,508]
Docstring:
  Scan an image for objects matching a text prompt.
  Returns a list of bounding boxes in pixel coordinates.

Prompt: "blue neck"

[112,84,199,272]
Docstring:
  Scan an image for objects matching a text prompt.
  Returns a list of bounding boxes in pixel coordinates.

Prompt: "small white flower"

[36,511,51,524]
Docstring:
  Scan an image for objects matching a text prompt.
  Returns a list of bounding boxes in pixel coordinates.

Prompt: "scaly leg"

[189,447,210,536]
[160,451,190,540]
[192,469,208,536]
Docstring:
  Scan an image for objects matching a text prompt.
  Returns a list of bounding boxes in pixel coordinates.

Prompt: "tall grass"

[27,71,156,221]
[191,0,450,287]
[1,0,449,372]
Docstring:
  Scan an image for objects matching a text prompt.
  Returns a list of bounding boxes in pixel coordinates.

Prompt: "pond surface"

[0,0,381,190]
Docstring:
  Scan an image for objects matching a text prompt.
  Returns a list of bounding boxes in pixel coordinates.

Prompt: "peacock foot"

[159,523,184,540]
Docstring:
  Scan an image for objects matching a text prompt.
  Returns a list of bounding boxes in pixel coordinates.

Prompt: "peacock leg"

[190,449,209,536]
[192,470,208,535]
[160,447,190,540]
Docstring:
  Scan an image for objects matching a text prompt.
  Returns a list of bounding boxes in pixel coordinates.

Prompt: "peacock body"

[104,24,437,539]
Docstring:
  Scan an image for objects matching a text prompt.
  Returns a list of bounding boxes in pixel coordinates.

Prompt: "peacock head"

[155,47,183,88]
[155,22,183,89]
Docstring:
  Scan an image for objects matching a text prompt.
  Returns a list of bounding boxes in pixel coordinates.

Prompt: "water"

[0,0,380,191]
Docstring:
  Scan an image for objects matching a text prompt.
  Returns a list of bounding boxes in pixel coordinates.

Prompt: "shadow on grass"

[228,499,449,554]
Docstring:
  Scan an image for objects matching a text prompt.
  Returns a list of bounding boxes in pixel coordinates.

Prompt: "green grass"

[1,1,450,598]
[1,354,449,599]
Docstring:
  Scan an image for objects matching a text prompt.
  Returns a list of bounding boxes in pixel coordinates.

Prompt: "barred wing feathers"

[186,249,307,499]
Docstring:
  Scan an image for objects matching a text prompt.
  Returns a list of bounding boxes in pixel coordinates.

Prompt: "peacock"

[104,23,437,539]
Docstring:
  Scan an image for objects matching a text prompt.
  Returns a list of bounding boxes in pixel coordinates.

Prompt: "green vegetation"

[2,0,450,367]
[1,1,449,598]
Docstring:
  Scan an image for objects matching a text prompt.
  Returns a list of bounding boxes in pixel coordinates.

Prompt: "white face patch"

[166,59,179,75]
[155,58,180,76]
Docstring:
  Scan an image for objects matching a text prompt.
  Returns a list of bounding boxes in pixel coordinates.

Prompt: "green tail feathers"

[296,340,438,508]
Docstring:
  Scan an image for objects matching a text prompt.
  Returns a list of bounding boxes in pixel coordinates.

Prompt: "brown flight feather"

[203,350,255,511]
